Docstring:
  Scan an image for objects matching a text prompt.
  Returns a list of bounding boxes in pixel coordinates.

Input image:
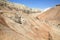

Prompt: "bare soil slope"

[37,5,60,40]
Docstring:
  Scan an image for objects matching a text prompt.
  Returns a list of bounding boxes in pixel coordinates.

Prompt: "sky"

[8,0,60,10]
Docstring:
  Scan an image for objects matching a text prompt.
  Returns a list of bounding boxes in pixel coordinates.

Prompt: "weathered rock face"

[0,0,60,40]
[0,1,50,40]
[37,5,60,40]
[0,15,51,40]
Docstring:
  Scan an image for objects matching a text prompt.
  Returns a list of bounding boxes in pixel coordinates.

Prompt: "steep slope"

[0,1,51,40]
[37,4,60,40]
[0,12,50,40]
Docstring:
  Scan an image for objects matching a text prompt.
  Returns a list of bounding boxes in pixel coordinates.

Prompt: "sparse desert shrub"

[57,24,60,28]
[0,0,7,6]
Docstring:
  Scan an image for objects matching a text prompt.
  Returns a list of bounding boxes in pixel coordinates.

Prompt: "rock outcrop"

[37,4,60,40]
[0,0,60,40]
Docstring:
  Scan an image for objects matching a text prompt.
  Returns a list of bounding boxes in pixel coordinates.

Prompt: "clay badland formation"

[0,0,60,40]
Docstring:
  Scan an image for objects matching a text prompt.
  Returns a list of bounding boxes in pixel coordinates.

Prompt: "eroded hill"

[37,4,60,40]
[0,0,60,40]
